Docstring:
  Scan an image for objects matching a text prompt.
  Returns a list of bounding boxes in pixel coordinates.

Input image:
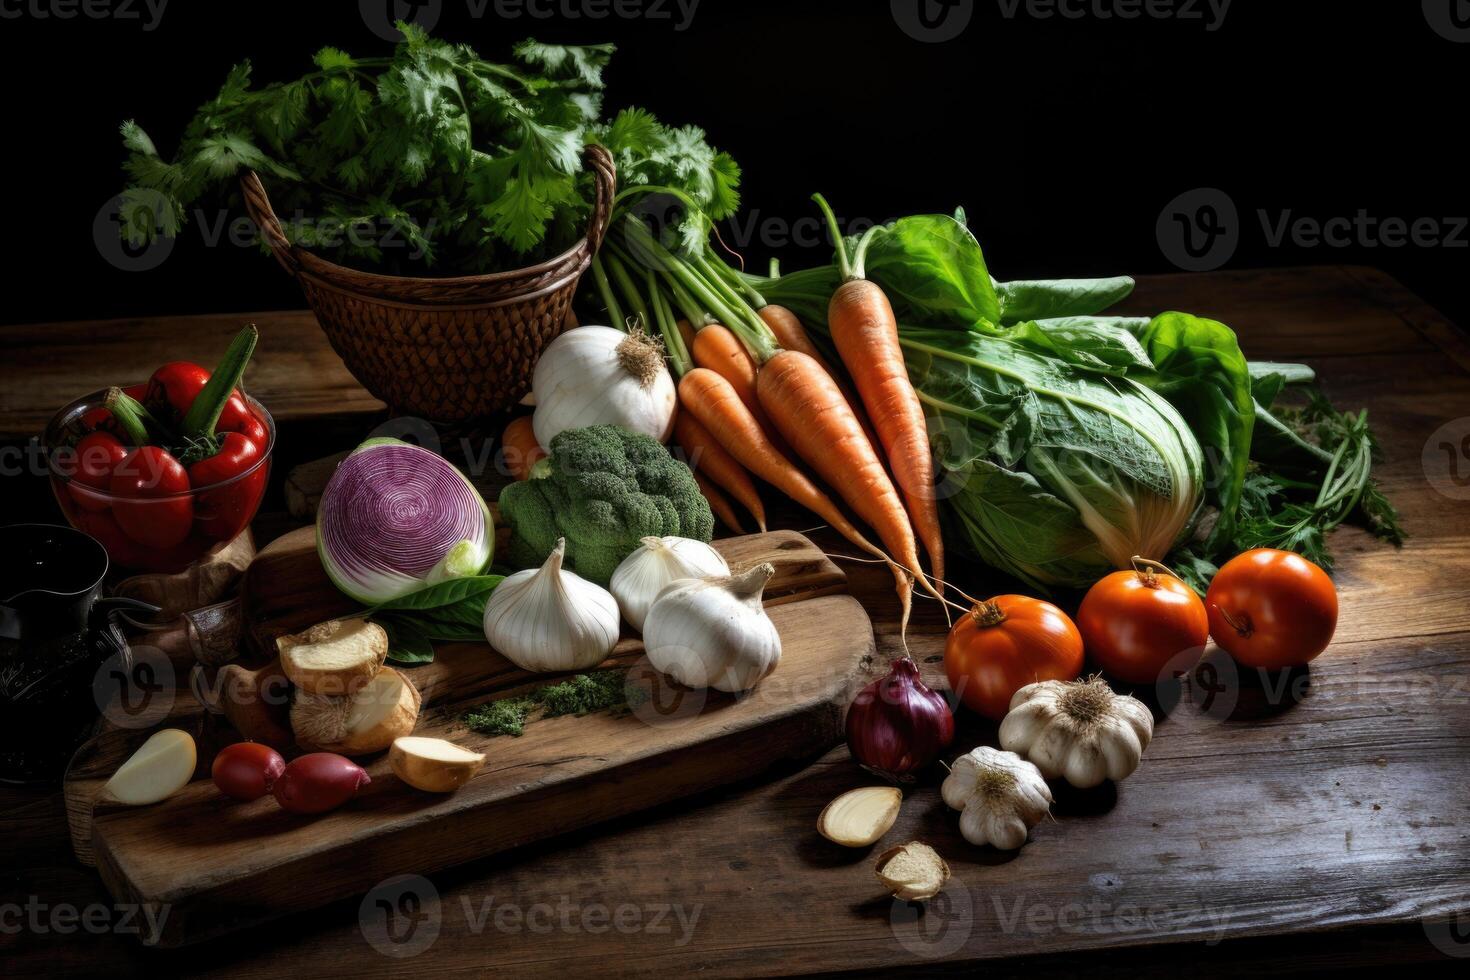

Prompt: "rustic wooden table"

[2,265,1468,976]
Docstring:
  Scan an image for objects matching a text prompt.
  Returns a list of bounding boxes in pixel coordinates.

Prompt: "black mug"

[0,523,160,784]
[0,523,157,642]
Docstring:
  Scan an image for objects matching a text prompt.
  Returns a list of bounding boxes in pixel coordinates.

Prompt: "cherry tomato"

[1078,561,1209,684]
[212,742,287,802]
[944,595,1084,720]
[1206,549,1338,669]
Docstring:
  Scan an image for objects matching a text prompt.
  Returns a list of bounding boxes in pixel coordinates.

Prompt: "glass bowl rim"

[43,387,276,501]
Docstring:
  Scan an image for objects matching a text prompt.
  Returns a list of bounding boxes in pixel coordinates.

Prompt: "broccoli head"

[498,425,714,584]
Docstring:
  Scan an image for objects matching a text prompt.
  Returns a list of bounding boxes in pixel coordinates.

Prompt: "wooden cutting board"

[67,527,875,947]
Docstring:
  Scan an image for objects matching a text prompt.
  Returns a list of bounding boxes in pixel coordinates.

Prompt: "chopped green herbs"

[461,669,643,738]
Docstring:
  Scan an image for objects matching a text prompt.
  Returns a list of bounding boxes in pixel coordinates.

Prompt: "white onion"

[317,438,492,604]
[531,325,676,448]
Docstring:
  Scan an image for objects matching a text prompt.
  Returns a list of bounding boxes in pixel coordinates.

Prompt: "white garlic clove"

[483,538,621,673]
[610,536,729,632]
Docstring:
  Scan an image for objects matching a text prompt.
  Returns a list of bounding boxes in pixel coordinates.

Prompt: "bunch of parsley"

[118,23,740,275]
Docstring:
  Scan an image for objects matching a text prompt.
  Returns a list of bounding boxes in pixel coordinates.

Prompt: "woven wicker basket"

[240,145,615,422]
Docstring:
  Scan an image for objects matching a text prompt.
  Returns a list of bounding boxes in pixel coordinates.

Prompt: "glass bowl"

[43,388,275,573]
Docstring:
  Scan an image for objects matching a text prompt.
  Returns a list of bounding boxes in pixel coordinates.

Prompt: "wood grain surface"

[70,529,874,947]
[2,266,1469,976]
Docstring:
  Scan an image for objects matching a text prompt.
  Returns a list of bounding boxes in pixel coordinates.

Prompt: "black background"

[0,0,1465,329]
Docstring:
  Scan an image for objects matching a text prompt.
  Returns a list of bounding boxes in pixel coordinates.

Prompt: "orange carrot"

[500,416,546,481]
[692,325,764,421]
[674,411,767,531]
[694,472,745,534]
[676,319,697,361]
[815,194,945,588]
[759,303,880,449]
[678,368,891,574]
[756,349,932,618]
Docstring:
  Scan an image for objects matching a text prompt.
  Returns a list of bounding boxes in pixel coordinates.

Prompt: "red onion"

[317,438,491,604]
[845,657,955,782]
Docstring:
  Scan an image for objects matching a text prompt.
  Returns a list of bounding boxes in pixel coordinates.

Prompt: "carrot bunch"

[588,187,946,624]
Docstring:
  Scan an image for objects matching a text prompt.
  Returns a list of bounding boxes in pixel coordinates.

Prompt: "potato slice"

[101,729,197,805]
[292,667,421,755]
[277,618,389,696]
[390,737,486,793]
[818,786,902,847]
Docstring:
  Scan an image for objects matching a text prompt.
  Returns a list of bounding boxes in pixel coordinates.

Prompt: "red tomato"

[1206,549,1338,669]
[212,742,287,802]
[944,595,1084,720]
[1078,562,1209,684]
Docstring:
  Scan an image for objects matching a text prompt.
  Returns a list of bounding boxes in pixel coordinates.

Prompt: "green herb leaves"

[370,574,504,665]
[118,26,739,275]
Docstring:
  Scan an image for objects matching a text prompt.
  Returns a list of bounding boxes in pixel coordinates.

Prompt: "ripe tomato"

[212,742,287,802]
[1206,549,1338,669]
[944,595,1084,720]
[1078,561,1209,684]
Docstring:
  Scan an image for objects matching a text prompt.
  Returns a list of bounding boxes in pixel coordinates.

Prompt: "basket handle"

[239,170,300,277]
[583,143,615,256]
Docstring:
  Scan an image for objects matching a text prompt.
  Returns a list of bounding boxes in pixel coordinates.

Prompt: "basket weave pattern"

[241,145,614,421]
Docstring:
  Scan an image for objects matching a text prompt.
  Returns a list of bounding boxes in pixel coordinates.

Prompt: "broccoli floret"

[498,425,714,584]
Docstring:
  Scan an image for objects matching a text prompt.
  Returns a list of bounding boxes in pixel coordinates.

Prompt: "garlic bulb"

[999,677,1154,788]
[643,564,781,693]
[610,536,730,631]
[531,325,676,448]
[941,746,1053,850]
[482,538,621,672]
